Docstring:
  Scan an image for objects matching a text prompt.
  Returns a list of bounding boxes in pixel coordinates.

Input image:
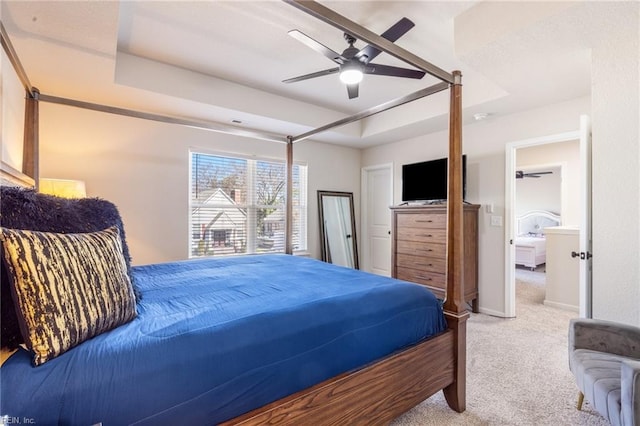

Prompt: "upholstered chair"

[569,318,640,426]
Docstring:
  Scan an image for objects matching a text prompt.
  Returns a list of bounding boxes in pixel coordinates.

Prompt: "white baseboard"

[543,300,579,312]
[477,307,513,318]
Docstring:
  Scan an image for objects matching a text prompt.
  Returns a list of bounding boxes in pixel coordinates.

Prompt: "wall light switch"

[486,203,494,213]
[490,215,503,227]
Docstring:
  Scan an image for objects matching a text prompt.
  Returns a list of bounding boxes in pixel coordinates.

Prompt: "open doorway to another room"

[514,163,562,304]
[511,139,581,315]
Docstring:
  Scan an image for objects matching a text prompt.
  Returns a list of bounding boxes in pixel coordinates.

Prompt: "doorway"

[513,162,564,309]
[505,131,582,317]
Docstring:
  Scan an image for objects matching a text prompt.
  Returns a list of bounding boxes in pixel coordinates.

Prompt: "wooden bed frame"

[223,322,461,425]
[2,1,469,423]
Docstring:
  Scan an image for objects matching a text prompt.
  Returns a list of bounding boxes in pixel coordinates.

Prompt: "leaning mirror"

[318,190,359,269]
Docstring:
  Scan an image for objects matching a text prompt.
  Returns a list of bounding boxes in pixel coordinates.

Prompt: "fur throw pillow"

[0,186,139,349]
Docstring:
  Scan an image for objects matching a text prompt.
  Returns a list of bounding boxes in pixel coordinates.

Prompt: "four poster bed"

[0,1,469,424]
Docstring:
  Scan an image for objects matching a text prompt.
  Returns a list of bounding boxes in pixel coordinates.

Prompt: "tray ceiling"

[2,1,598,147]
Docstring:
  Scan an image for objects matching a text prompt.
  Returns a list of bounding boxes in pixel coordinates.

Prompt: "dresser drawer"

[395,227,446,243]
[396,213,446,229]
[396,268,446,290]
[396,240,446,259]
[396,253,446,273]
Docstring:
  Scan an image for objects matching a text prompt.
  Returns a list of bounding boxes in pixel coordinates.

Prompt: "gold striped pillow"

[0,226,137,366]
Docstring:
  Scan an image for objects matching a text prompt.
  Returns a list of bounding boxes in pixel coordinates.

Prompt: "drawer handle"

[416,219,433,223]
[418,234,433,238]
[416,248,433,253]
[416,276,433,281]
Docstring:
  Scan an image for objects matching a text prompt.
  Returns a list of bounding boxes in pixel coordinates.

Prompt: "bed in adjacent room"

[514,210,561,270]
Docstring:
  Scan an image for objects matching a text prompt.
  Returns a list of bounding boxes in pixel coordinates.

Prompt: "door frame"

[578,115,592,318]
[504,131,580,317]
[361,163,393,274]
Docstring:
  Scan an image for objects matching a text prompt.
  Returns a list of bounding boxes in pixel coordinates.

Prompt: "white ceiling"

[2,1,597,148]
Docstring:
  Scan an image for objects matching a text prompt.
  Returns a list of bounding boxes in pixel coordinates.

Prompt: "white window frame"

[189,149,307,257]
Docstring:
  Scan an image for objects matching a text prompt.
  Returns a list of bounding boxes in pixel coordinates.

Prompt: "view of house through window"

[190,151,307,257]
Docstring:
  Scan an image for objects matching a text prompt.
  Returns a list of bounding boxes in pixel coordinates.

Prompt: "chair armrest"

[569,318,640,359]
[621,359,640,426]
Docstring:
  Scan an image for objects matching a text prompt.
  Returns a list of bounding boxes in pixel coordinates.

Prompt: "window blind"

[190,151,307,257]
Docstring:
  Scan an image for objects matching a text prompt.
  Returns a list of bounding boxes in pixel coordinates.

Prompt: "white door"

[362,164,393,276]
[579,115,593,318]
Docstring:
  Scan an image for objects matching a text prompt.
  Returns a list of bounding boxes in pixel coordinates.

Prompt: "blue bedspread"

[1,254,446,425]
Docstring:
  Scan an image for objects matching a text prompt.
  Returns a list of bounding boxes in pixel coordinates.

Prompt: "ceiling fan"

[516,170,554,179]
[282,17,425,99]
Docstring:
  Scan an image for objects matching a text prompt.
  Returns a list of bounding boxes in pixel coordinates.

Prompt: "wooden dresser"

[390,204,480,312]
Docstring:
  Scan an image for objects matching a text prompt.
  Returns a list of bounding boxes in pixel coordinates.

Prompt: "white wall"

[590,3,640,324]
[515,166,561,220]
[362,96,590,317]
[516,140,581,225]
[1,49,26,170]
[38,103,361,265]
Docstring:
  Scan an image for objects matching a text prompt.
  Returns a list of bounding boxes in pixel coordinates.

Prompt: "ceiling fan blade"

[522,171,554,178]
[282,67,340,84]
[517,170,555,178]
[365,63,425,79]
[356,17,415,63]
[347,83,359,99]
[288,30,346,64]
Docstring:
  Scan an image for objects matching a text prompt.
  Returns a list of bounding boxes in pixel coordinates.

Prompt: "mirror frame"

[317,190,359,269]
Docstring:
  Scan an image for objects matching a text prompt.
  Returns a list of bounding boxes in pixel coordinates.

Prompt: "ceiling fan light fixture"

[339,63,363,84]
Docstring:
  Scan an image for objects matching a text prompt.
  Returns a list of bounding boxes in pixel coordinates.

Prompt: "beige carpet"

[391,268,609,426]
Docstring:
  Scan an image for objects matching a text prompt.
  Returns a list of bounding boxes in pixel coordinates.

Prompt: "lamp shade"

[39,178,87,199]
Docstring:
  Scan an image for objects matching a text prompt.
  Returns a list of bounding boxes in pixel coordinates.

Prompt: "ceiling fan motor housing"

[284,18,423,99]
[342,46,361,61]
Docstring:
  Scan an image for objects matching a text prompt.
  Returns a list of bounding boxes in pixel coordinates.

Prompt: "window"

[189,151,307,257]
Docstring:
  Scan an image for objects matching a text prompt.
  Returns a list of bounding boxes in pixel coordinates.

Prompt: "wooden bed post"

[443,70,469,413]
[285,137,294,255]
[23,88,39,187]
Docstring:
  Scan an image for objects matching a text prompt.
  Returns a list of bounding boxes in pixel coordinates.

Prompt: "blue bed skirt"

[1,254,446,425]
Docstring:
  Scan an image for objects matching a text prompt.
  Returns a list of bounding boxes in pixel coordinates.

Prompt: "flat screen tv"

[401,155,466,202]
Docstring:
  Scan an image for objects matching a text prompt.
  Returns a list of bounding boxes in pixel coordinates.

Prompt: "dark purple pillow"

[1,186,139,349]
